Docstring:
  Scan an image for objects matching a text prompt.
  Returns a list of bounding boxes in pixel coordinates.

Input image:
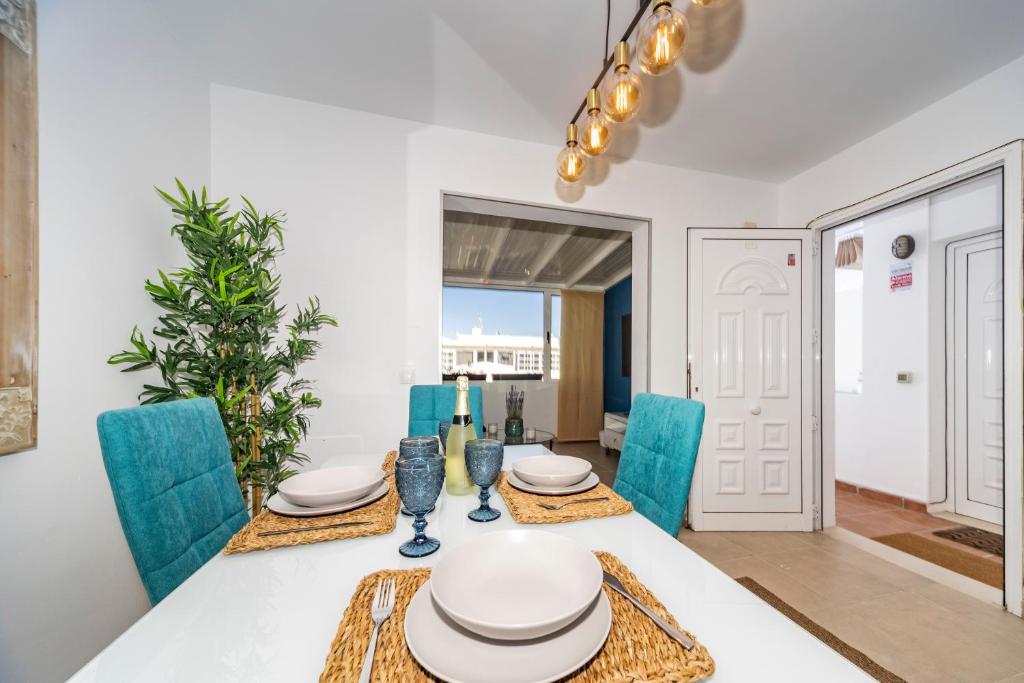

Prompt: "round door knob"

[749,405,762,415]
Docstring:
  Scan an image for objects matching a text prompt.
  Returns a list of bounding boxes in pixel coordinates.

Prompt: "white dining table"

[69,445,868,682]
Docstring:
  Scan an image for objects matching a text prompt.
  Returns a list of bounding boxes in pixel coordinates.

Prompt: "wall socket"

[896,371,913,384]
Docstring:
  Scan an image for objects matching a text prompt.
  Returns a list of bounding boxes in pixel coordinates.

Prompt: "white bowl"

[430,530,603,641]
[277,465,385,507]
[512,455,592,488]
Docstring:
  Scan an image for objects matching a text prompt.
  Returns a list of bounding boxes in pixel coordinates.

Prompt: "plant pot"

[505,417,524,438]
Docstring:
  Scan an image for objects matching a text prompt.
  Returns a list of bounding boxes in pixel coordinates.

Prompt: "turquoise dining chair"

[612,393,705,536]
[407,384,485,437]
[96,397,249,605]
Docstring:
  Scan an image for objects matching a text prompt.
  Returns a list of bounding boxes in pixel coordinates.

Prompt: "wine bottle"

[444,375,477,495]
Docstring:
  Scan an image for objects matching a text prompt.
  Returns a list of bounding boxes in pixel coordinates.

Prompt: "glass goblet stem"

[412,513,428,545]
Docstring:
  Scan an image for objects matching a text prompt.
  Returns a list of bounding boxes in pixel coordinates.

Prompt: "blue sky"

[442,287,560,338]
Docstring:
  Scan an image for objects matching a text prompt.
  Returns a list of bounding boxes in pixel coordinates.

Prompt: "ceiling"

[200,0,1024,182]
[443,211,631,291]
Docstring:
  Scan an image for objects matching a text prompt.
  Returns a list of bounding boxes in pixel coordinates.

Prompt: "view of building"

[441,321,559,379]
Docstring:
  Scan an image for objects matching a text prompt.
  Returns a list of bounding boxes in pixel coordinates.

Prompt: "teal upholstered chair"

[97,398,249,605]
[408,384,485,437]
[612,393,705,536]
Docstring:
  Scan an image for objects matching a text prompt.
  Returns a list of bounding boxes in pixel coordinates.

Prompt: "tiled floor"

[837,486,1003,584]
[679,529,1024,682]
[549,441,1024,681]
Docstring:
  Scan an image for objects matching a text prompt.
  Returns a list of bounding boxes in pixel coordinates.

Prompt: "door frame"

[948,233,1004,524]
[808,141,1024,616]
[686,228,815,531]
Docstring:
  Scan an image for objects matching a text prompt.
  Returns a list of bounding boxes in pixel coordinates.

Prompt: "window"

[550,294,561,380]
[441,286,559,381]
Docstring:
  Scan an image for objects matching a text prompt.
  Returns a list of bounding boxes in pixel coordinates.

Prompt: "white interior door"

[952,234,1004,525]
[688,229,813,531]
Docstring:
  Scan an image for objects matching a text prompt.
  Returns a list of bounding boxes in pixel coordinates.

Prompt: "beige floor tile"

[911,580,1003,615]
[809,604,951,682]
[758,547,905,604]
[813,539,934,590]
[677,529,753,562]
[713,555,831,617]
[714,531,820,554]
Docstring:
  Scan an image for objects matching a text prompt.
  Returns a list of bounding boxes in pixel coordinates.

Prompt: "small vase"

[504,417,524,438]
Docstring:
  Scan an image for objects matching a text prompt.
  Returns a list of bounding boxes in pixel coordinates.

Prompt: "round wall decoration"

[891,235,915,259]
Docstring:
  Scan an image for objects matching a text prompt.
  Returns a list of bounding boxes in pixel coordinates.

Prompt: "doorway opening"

[439,193,650,483]
[821,170,1005,597]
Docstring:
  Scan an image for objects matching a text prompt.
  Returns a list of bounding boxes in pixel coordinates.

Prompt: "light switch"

[399,366,416,384]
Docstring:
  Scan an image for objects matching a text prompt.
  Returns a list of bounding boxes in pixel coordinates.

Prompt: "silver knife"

[603,571,695,650]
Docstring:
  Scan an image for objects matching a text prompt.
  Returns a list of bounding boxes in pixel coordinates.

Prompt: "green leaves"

[108,181,336,507]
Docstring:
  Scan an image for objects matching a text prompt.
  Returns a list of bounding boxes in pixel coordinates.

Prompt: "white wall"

[830,173,1004,503]
[0,3,213,682]
[780,55,1024,227]
[211,84,778,456]
[834,200,930,500]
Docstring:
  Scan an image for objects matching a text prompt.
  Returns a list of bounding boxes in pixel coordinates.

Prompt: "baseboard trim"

[836,480,927,512]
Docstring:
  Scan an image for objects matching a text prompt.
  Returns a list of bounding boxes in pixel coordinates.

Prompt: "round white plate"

[512,454,591,487]
[277,464,384,507]
[266,481,389,517]
[430,530,604,641]
[405,583,611,683]
[506,471,600,496]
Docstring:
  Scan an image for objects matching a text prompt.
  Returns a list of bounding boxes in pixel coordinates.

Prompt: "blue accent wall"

[604,276,632,413]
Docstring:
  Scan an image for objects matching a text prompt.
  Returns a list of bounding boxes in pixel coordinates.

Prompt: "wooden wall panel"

[0,0,38,455]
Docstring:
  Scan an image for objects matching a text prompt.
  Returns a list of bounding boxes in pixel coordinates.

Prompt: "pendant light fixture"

[556,123,586,182]
[602,41,643,123]
[637,0,689,76]
[555,0,713,182]
[579,88,610,156]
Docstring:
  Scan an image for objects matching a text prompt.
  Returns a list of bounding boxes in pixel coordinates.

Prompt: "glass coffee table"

[484,429,555,450]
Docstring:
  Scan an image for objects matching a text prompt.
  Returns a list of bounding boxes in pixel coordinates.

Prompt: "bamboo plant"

[109,181,337,513]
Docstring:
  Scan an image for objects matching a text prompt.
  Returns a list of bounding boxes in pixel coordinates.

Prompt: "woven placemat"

[320,551,714,682]
[223,451,399,554]
[495,472,633,524]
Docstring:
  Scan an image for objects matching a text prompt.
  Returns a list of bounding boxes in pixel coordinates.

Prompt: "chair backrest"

[96,397,249,604]
[612,393,705,536]
[408,384,485,437]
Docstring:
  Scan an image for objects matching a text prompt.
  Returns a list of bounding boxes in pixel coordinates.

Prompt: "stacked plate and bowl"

[506,455,598,495]
[405,530,611,683]
[266,465,389,517]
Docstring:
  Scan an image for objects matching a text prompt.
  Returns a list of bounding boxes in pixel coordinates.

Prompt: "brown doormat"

[872,532,1003,588]
[735,577,906,683]
[933,526,1004,558]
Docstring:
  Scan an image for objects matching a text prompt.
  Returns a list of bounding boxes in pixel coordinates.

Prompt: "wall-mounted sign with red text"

[889,262,912,292]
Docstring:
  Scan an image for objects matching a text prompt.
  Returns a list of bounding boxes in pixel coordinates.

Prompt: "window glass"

[442,287,545,378]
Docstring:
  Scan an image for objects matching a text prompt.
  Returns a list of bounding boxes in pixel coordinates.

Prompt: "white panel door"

[953,235,1004,524]
[688,230,812,531]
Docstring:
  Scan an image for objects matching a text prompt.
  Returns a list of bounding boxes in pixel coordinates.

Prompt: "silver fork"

[357,578,396,683]
[536,496,609,511]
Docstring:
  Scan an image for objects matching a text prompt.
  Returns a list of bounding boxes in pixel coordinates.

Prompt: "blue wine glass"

[395,455,445,557]
[438,420,452,454]
[398,436,440,516]
[465,439,503,522]
[399,435,439,460]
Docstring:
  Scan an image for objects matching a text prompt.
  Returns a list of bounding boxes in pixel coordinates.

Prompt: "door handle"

[749,405,762,415]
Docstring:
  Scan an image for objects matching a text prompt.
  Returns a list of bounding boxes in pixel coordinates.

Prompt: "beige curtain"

[835,235,863,270]
[557,290,604,441]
